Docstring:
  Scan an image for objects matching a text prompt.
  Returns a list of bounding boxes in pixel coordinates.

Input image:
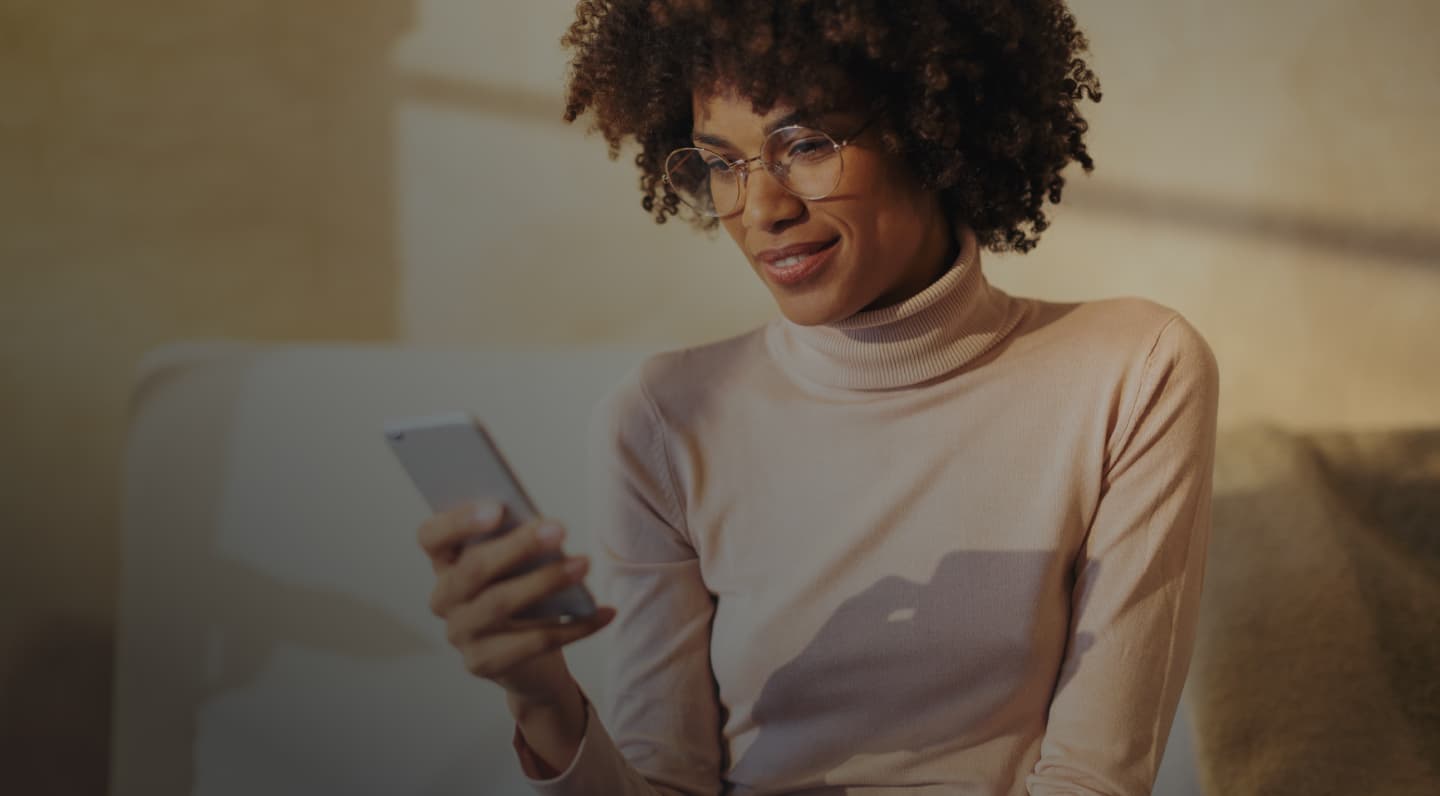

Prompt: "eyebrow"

[691,109,814,149]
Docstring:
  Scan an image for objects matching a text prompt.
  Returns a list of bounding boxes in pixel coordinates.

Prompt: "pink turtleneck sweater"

[513,225,1221,795]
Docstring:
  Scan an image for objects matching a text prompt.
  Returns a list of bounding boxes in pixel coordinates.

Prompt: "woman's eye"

[787,139,830,160]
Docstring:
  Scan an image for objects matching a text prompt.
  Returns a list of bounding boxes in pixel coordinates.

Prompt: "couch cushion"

[113,340,666,796]
[1191,423,1440,795]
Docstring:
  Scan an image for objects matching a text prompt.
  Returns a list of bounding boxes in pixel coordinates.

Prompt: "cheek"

[721,217,748,254]
[864,157,930,215]
[838,162,927,241]
[860,161,936,239]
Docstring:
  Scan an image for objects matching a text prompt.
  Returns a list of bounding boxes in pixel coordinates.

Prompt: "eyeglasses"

[663,105,887,218]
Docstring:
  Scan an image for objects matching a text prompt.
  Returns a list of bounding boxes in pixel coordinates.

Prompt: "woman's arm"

[508,680,589,777]
[512,361,725,795]
[1028,314,1221,796]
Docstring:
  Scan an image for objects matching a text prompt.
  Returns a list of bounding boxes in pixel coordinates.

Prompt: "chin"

[756,255,867,326]
[773,291,859,327]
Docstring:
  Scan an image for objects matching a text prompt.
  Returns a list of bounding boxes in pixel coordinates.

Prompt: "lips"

[758,236,840,287]
[756,237,841,265]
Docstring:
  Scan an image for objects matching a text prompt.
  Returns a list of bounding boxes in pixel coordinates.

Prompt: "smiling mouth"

[761,237,841,286]
[760,237,841,267]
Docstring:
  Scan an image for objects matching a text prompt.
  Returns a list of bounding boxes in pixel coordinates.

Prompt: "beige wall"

[1031,0,1440,429]
[3,0,1437,790]
[395,0,1440,429]
[1,1,408,791]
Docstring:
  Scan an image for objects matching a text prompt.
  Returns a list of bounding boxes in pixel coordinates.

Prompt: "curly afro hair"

[559,0,1101,254]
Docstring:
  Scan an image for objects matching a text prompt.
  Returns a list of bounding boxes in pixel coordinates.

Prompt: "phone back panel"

[384,411,537,535]
[382,411,596,620]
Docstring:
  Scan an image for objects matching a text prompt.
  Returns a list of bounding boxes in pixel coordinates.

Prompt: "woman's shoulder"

[1007,294,1219,409]
[591,327,768,427]
[617,326,768,397]
[1019,294,1215,366]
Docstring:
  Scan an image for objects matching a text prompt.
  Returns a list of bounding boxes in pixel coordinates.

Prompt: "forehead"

[691,88,790,126]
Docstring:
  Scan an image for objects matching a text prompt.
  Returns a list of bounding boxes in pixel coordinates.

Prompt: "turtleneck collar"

[763,223,1030,391]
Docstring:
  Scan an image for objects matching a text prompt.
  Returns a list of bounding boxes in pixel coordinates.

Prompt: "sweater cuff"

[512,694,603,789]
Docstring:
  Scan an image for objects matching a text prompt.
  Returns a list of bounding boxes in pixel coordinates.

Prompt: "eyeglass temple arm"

[839,102,889,146]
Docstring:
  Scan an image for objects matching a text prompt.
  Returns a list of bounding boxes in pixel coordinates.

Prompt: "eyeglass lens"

[665,127,844,217]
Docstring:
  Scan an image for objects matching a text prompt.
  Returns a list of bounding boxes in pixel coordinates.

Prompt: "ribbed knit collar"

[763,223,1029,391]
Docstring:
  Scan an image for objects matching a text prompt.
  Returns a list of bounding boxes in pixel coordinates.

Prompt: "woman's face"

[689,87,956,326]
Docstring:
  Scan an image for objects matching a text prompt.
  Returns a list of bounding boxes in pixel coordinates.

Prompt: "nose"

[742,163,805,231]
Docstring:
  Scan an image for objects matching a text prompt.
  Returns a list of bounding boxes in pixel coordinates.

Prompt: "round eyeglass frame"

[662,105,888,219]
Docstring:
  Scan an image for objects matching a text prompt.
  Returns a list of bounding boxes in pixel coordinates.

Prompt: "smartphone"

[382,411,597,623]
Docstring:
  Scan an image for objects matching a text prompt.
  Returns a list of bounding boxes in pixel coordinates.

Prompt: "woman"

[418,1,1221,793]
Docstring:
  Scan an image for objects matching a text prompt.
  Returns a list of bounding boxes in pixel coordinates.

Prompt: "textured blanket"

[1189,423,1440,795]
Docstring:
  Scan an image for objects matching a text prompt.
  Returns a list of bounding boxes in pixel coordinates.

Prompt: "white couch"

[111,340,1206,796]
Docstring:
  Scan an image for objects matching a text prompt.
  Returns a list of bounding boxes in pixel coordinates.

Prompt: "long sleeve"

[1027,314,1222,795]
[515,362,725,795]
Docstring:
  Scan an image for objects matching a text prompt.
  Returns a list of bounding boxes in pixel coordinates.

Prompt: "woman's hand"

[418,500,616,704]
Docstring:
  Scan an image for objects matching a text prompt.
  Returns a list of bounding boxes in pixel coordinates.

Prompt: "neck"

[861,212,959,313]
[764,222,1030,391]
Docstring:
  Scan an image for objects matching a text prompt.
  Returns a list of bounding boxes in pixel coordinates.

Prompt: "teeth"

[774,254,807,268]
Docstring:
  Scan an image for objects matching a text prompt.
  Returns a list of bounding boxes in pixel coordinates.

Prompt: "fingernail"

[537,522,565,545]
[473,501,502,525]
[564,557,588,577]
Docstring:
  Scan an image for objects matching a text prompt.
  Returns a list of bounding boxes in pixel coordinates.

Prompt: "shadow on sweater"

[729,549,1097,790]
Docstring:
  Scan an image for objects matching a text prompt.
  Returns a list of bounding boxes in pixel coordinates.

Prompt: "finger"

[443,555,589,632]
[417,500,508,568]
[455,515,568,585]
[458,608,617,680]
[428,518,568,618]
